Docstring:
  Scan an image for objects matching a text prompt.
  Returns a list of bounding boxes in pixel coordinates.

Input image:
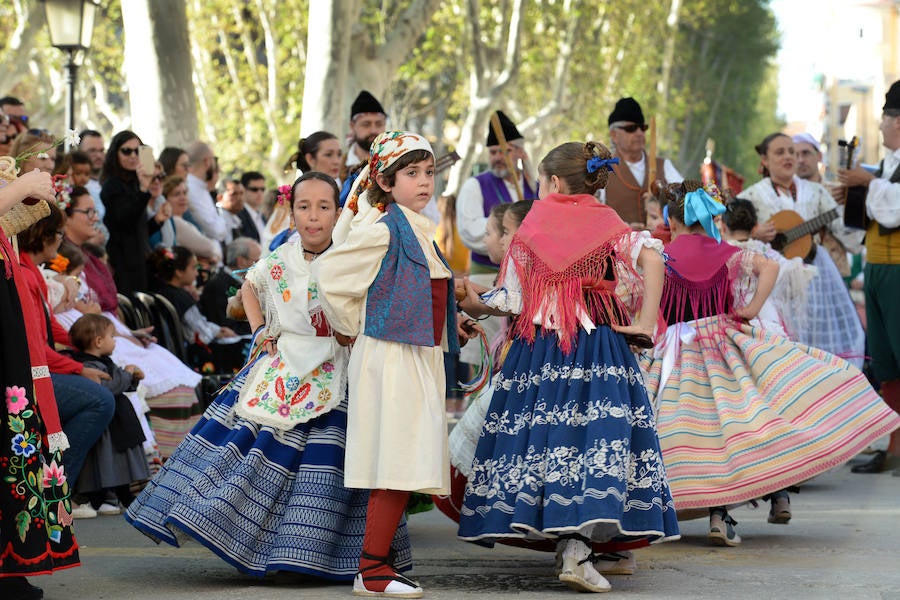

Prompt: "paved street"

[38,450,900,600]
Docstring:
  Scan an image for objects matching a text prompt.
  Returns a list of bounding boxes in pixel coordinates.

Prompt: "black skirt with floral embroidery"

[1,265,79,576]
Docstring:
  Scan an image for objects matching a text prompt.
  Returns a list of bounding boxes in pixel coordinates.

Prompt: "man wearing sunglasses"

[601,97,682,229]
[239,171,267,241]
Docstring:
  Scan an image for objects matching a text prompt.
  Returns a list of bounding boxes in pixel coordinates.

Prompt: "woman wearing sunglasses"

[100,131,170,296]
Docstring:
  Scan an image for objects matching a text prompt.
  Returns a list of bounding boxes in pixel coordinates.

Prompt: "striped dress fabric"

[125,371,412,579]
[144,385,203,458]
[641,316,900,510]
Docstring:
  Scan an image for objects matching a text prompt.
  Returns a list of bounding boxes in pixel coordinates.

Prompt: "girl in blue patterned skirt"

[125,172,411,579]
[457,142,680,593]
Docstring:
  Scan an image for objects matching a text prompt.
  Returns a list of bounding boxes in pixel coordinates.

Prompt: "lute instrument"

[770,204,839,260]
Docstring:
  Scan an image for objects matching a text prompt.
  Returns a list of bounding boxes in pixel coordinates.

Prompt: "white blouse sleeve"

[867,179,900,229]
[616,230,664,271]
[315,222,390,336]
[481,260,523,314]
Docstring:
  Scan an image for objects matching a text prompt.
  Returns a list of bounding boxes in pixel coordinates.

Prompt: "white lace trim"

[46,431,70,453]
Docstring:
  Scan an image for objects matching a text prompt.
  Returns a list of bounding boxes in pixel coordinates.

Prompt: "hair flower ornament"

[276,184,292,206]
[47,254,70,274]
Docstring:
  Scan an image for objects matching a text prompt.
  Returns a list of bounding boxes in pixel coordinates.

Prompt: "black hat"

[608,97,645,126]
[351,91,385,119]
[486,110,523,146]
[884,80,900,111]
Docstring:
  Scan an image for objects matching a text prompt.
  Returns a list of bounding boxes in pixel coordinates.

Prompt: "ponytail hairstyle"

[754,132,790,178]
[284,131,339,173]
[722,198,758,233]
[538,141,616,195]
[149,245,194,282]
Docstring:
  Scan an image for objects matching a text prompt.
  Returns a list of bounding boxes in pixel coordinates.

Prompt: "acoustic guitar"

[840,136,869,230]
[770,207,839,260]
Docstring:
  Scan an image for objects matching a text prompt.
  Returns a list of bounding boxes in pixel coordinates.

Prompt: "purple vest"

[472,171,538,267]
[364,205,460,353]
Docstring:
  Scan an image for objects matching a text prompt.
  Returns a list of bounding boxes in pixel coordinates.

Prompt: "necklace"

[302,240,333,260]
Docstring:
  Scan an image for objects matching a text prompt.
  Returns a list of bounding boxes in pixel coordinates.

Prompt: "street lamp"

[41,0,99,144]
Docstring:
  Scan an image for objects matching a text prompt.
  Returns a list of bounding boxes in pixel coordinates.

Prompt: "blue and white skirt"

[458,325,680,545]
[125,365,411,579]
[800,247,865,368]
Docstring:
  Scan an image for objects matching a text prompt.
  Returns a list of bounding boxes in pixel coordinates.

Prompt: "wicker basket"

[0,155,51,236]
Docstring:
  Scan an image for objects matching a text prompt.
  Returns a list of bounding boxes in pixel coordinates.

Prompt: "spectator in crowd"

[239,170,267,240]
[199,237,260,336]
[185,141,226,242]
[152,176,222,264]
[158,146,189,180]
[217,179,245,243]
[9,129,56,173]
[15,203,116,509]
[101,130,170,295]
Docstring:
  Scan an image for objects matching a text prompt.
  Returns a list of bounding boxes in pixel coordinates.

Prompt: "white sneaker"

[593,551,636,576]
[557,538,612,593]
[97,502,121,515]
[71,503,98,519]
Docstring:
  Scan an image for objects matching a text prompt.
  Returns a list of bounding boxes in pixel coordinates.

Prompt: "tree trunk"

[121,0,198,150]
[301,0,443,138]
[300,1,359,137]
[445,0,526,196]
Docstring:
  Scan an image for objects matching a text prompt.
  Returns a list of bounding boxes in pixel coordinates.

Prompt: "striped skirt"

[641,316,900,510]
[144,385,203,458]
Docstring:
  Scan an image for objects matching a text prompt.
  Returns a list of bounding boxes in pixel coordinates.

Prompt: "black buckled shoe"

[851,450,886,474]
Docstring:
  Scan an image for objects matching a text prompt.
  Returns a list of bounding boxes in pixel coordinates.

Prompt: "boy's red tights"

[358,488,411,591]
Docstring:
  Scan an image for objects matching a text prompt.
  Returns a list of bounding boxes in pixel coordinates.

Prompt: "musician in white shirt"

[838,80,900,475]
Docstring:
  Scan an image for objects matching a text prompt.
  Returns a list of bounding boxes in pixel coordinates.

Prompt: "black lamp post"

[41,0,99,146]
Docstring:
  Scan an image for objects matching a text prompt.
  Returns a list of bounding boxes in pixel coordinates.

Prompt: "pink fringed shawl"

[661,233,741,324]
[499,193,638,353]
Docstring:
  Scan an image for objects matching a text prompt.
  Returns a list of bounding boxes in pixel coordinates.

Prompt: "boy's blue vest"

[364,204,460,353]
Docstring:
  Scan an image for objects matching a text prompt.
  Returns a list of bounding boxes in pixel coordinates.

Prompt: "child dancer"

[68,313,148,511]
[457,141,679,594]
[317,132,474,598]
[721,198,815,339]
[644,181,900,546]
[126,172,405,579]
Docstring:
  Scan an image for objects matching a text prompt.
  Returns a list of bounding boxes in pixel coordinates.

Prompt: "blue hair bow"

[587,156,619,174]
[683,188,726,242]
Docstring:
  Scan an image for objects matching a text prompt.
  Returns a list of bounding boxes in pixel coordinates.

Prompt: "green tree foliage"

[0,0,781,186]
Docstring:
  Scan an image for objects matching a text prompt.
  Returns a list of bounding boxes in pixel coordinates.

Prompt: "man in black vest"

[839,79,900,475]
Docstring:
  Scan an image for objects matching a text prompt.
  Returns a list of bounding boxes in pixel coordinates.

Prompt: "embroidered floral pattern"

[3,386,72,545]
[242,355,336,423]
[496,361,644,394]
[459,346,678,541]
[6,385,28,414]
